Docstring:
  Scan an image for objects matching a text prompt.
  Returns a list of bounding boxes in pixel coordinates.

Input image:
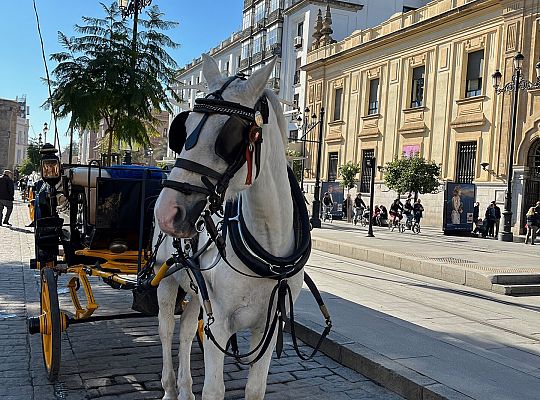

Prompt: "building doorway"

[522,139,540,233]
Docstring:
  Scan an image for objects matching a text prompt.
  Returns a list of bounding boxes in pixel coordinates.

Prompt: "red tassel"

[245,145,253,185]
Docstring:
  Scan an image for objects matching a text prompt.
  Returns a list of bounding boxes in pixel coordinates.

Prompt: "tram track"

[307,251,540,344]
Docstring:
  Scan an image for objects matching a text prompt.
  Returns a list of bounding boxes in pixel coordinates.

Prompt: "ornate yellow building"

[303,0,540,232]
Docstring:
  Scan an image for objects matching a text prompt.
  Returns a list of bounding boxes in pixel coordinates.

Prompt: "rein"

[159,74,332,365]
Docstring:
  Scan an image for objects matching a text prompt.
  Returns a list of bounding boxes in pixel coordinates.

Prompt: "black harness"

[159,74,331,364]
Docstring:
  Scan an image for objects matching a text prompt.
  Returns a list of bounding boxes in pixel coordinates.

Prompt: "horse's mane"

[263,88,288,147]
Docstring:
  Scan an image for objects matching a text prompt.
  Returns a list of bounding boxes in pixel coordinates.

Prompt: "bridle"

[163,73,269,217]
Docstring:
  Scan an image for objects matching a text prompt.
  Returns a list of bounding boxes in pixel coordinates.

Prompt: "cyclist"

[379,205,389,226]
[389,198,403,228]
[322,192,334,221]
[413,199,424,232]
[403,198,414,229]
[353,193,366,225]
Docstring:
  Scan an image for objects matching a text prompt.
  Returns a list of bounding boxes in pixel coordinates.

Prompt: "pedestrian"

[343,193,353,223]
[413,199,424,232]
[492,201,501,237]
[525,207,537,245]
[0,170,15,226]
[485,203,496,237]
[473,202,479,232]
[353,193,366,225]
[404,197,414,229]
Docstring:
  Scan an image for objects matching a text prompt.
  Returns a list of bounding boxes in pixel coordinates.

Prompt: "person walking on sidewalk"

[492,201,501,237]
[485,203,497,237]
[353,193,366,225]
[0,170,15,226]
[413,199,424,232]
[525,207,538,245]
[473,202,480,233]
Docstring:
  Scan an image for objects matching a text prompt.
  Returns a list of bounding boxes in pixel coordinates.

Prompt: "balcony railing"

[266,43,282,57]
[268,77,280,91]
[243,0,253,10]
[240,26,252,39]
[239,57,251,69]
[252,51,264,64]
[267,9,283,25]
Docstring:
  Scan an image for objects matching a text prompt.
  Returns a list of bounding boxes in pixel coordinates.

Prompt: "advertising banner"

[443,182,476,232]
[321,181,344,220]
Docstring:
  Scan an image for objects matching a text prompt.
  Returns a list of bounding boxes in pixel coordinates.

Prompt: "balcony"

[266,43,282,58]
[252,51,264,64]
[267,9,283,25]
[293,70,301,85]
[240,27,252,40]
[243,0,253,10]
[239,57,251,70]
[253,18,266,32]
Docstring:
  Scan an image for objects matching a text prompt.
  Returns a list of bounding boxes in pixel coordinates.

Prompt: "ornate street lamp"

[492,52,540,241]
[119,0,152,18]
[310,107,325,229]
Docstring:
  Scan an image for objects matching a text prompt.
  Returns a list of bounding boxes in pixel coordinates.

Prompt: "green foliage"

[383,155,441,196]
[19,159,36,176]
[286,148,303,182]
[338,161,362,191]
[47,2,180,164]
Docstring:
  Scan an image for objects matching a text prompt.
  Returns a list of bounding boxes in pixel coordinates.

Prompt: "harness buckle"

[195,216,205,233]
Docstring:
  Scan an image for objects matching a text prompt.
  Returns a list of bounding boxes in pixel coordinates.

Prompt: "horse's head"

[156,54,282,238]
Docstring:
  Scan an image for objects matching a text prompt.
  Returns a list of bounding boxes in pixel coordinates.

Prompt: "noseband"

[163,74,269,214]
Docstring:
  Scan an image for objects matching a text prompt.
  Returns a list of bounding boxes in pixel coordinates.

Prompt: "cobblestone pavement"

[0,197,403,400]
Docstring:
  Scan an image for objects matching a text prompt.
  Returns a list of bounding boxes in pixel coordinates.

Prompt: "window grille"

[333,88,343,121]
[455,141,477,183]
[360,149,374,192]
[327,152,338,182]
[410,66,425,108]
[368,79,379,115]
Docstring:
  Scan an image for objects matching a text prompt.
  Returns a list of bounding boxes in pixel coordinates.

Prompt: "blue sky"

[0,0,243,149]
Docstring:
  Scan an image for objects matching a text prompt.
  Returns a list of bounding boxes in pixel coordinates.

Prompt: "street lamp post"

[492,52,540,241]
[310,107,325,229]
[42,122,48,146]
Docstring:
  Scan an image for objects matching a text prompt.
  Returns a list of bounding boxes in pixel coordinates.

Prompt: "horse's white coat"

[153,54,303,400]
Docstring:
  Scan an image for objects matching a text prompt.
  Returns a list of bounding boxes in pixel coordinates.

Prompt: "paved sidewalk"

[294,250,540,400]
[310,220,540,294]
[0,197,404,399]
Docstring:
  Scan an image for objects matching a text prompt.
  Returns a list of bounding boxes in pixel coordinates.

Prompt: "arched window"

[529,140,540,178]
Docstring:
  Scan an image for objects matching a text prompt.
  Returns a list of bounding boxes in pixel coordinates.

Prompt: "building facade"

[303,0,540,232]
[0,98,20,172]
[14,96,30,169]
[173,1,429,148]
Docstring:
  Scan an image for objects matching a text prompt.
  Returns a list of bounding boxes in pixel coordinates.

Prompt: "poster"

[321,181,344,220]
[402,144,421,158]
[443,182,476,232]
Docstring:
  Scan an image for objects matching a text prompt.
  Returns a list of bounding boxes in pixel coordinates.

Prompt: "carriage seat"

[69,167,111,225]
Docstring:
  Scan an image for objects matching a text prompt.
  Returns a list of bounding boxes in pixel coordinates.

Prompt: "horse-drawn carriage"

[27,143,198,381]
[28,56,332,399]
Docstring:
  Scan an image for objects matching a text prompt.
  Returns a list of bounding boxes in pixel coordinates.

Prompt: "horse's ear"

[202,54,221,86]
[246,57,276,97]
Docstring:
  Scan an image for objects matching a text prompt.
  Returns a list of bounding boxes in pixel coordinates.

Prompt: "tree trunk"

[107,128,113,167]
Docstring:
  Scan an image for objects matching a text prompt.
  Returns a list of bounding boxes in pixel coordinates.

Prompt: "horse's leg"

[245,328,277,400]
[158,277,180,400]
[202,319,229,400]
[176,294,200,400]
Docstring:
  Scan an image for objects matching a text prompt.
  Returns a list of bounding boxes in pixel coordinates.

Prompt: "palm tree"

[47,2,179,165]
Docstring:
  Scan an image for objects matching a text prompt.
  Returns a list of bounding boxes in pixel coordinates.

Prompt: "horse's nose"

[156,202,187,236]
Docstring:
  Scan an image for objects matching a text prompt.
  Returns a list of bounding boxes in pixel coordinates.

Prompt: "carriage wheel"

[40,268,61,381]
[412,223,421,234]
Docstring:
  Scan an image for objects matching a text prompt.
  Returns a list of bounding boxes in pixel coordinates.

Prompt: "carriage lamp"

[40,144,62,185]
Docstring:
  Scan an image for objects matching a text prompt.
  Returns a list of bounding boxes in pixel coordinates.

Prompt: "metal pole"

[300,138,306,191]
[310,107,325,229]
[500,68,520,242]
[69,127,74,164]
[367,157,376,237]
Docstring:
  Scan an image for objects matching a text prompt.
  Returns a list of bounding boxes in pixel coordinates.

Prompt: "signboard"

[321,181,344,220]
[443,182,476,232]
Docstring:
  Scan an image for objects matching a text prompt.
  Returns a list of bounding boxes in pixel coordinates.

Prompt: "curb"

[290,316,474,400]
[311,237,499,293]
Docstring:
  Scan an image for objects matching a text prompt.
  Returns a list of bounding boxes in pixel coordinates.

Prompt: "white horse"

[153,54,306,400]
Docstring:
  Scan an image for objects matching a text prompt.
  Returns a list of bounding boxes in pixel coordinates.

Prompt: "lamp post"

[492,52,540,241]
[366,157,376,237]
[295,107,318,191]
[310,107,325,229]
[119,0,152,49]
[42,122,48,146]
